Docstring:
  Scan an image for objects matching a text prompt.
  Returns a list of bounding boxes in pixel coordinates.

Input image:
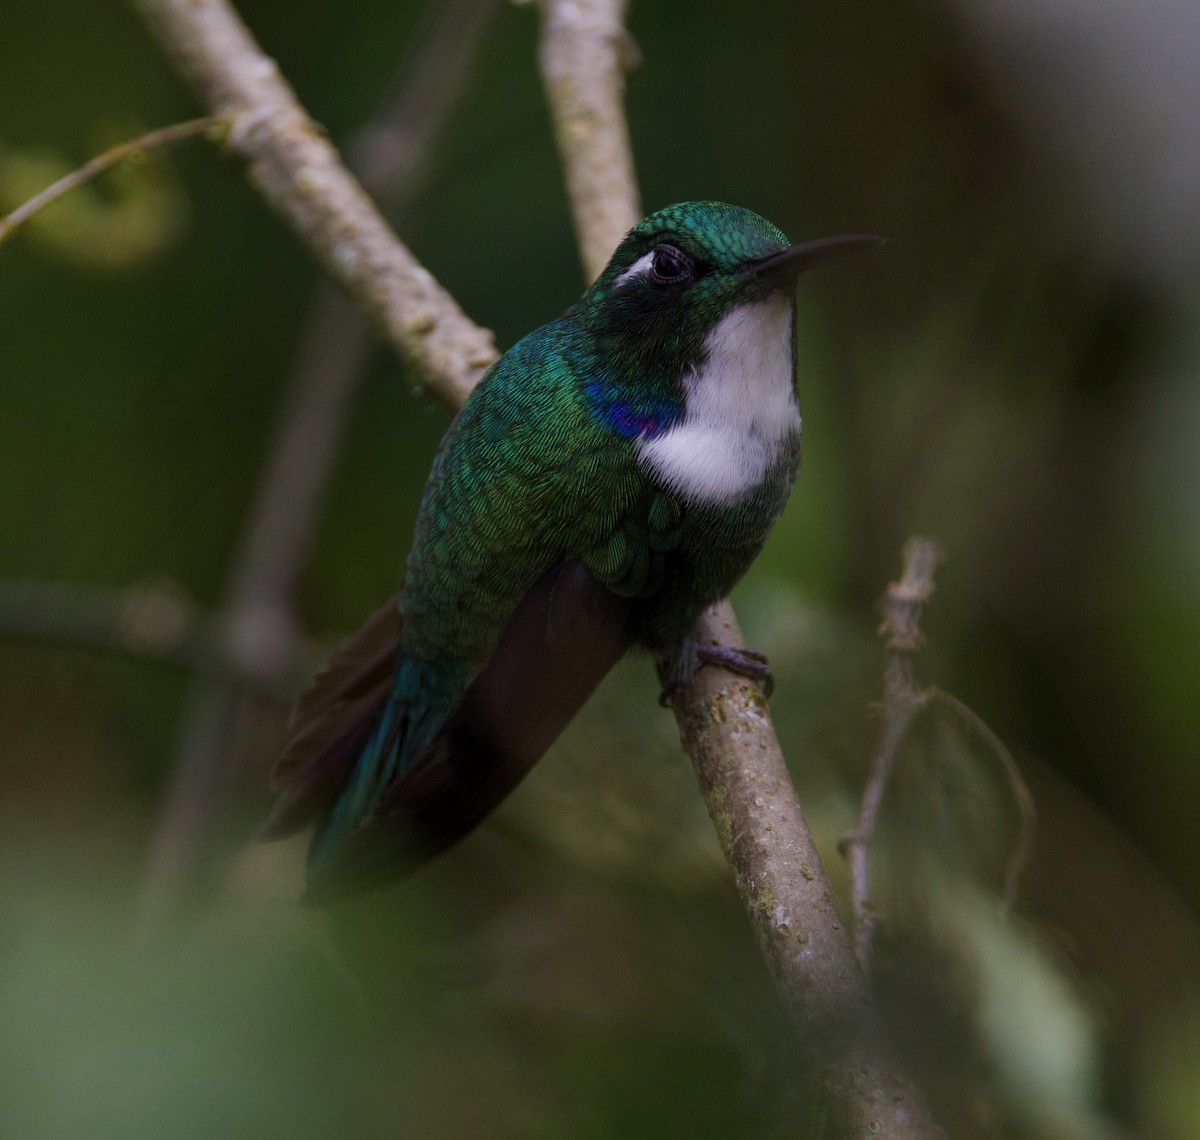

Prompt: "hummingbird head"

[580,202,883,381]
[576,202,881,460]
[584,200,880,334]
[576,204,888,504]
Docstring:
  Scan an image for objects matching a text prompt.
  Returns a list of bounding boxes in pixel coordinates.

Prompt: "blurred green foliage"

[2,0,1199,1136]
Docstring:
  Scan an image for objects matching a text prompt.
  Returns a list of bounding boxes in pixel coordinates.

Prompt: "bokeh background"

[2,0,1199,1136]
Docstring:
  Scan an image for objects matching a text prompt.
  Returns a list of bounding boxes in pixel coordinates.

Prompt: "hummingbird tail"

[260,594,402,842]
[299,560,638,901]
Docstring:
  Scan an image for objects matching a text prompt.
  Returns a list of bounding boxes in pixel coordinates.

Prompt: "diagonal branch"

[131,0,498,411]
[225,0,499,674]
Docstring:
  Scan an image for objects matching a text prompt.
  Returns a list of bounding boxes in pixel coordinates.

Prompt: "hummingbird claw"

[657,642,774,704]
[695,643,775,698]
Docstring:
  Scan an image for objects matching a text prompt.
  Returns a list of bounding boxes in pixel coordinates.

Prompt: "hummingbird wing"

[300,558,635,900]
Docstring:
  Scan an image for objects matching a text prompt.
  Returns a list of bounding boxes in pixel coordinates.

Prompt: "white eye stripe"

[615,250,657,285]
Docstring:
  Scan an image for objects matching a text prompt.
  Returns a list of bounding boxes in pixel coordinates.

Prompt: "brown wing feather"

[261,595,402,839]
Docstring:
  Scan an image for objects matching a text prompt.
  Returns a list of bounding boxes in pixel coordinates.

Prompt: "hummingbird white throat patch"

[637,294,800,506]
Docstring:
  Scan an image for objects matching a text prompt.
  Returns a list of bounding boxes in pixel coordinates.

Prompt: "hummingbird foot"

[657,640,774,705]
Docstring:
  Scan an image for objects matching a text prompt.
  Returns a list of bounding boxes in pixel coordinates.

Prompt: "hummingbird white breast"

[636,294,800,506]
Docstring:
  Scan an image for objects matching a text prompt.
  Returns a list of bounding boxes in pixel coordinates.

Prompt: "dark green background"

[2,1,1198,1136]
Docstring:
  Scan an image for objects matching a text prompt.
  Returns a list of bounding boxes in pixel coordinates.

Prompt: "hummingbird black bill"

[748,234,887,280]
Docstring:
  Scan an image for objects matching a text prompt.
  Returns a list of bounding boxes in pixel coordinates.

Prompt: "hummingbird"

[263,201,878,899]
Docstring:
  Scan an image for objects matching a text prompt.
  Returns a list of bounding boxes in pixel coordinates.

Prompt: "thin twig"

[842,537,944,974]
[0,116,227,245]
[539,4,943,1136]
[135,0,499,928]
[350,0,500,202]
[0,578,307,699]
[929,686,1036,912]
[841,539,1035,974]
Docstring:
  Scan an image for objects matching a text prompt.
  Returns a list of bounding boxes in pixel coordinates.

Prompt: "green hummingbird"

[264,201,878,899]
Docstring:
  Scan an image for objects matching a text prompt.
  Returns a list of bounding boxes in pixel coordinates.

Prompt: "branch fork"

[843,538,1035,976]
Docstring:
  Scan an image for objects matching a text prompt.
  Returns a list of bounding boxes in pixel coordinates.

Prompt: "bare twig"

[841,537,944,974]
[0,116,226,245]
[842,539,1033,978]
[538,3,943,1135]
[130,0,497,411]
[929,686,1036,912]
[135,0,500,927]
[350,0,500,202]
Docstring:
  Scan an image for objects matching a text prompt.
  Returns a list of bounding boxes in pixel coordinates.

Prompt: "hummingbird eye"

[649,244,692,284]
